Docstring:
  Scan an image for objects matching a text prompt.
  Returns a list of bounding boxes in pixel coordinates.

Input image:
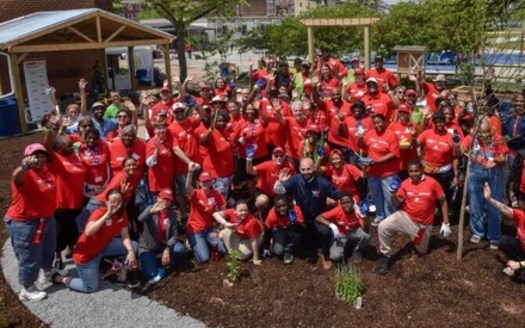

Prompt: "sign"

[23,60,51,123]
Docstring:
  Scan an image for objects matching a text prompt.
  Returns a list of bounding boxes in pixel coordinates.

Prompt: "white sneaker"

[19,285,47,302]
[37,268,67,290]
[470,235,481,244]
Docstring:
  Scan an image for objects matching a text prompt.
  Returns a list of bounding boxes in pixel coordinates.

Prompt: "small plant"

[226,250,242,283]
[0,296,6,328]
[335,264,364,308]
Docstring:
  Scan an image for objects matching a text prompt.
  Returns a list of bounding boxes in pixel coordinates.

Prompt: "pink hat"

[158,188,174,200]
[24,143,49,156]
[198,171,213,182]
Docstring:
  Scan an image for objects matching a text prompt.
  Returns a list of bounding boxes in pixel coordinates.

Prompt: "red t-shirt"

[109,139,146,176]
[150,100,174,124]
[422,81,440,113]
[322,99,352,147]
[168,118,202,174]
[396,175,445,225]
[345,116,373,154]
[389,121,419,171]
[324,164,362,201]
[223,209,263,239]
[78,140,110,187]
[362,93,395,121]
[49,152,87,209]
[461,133,509,168]
[73,208,128,264]
[195,125,235,178]
[366,68,399,91]
[321,205,362,235]
[417,129,456,168]
[265,205,304,230]
[511,209,525,253]
[95,171,141,203]
[255,160,296,197]
[146,136,175,192]
[346,83,368,101]
[232,118,268,160]
[187,189,226,234]
[284,117,312,159]
[7,167,57,221]
[362,128,400,177]
[308,108,328,131]
[259,99,291,148]
[318,77,341,98]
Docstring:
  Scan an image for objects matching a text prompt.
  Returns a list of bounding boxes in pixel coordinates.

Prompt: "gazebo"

[0,8,175,133]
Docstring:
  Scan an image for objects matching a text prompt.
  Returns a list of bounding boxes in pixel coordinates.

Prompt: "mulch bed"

[1,132,525,328]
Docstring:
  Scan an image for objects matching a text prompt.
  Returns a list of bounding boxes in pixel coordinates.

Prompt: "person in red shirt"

[317,64,341,98]
[109,124,146,176]
[313,50,348,81]
[339,100,374,164]
[366,55,399,92]
[345,68,367,102]
[246,147,296,219]
[389,104,420,179]
[214,77,232,98]
[186,170,227,264]
[77,128,110,198]
[274,101,312,165]
[313,86,351,152]
[258,88,291,151]
[321,149,365,204]
[214,200,264,264]
[226,101,243,139]
[146,121,175,193]
[362,78,395,121]
[377,159,451,275]
[419,73,448,113]
[297,125,330,170]
[106,108,137,144]
[316,192,370,265]
[358,113,401,225]
[5,143,58,301]
[483,183,525,281]
[150,87,175,124]
[61,189,139,293]
[43,132,87,270]
[262,195,306,264]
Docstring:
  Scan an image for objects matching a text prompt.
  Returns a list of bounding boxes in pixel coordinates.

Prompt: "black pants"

[499,234,525,261]
[55,208,81,252]
[302,221,331,253]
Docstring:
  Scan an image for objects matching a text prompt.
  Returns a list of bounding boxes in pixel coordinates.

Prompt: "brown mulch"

[1,132,525,328]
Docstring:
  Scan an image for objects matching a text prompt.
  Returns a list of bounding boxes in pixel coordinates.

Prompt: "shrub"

[226,250,242,283]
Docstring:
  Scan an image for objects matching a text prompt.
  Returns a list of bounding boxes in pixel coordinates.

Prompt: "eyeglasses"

[117,115,128,119]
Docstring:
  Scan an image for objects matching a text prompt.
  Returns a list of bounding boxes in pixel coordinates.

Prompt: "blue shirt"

[283,174,340,221]
[66,117,117,139]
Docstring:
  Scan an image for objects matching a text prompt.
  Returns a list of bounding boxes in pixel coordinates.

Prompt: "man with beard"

[274,158,340,269]
[366,55,399,92]
[89,102,117,139]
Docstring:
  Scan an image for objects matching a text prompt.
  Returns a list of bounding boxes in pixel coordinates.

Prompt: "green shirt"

[103,103,126,119]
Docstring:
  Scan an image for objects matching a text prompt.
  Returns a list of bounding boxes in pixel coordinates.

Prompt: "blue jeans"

[272,228,301,257]
[368,174,397,223]
[187,227,226,264]
[139,242,185,281]
[75,198,102,232]
[68,238,138,293]
[4,216,56,286]
[468,163,504,242]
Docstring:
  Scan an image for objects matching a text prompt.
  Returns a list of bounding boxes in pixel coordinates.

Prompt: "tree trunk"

[176,28,188,82]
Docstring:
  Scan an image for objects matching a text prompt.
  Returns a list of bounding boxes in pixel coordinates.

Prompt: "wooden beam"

[67,26,96,43]
[105,26,126,43]
[301,17,379,27]
[96,16,102,43]
[163,44,172,92]
[9,54,27,133]
[307,27,315,62]
[128,46,137,92]
[364,26,371,71]
[10,39,171,53]
[17,53,28,64]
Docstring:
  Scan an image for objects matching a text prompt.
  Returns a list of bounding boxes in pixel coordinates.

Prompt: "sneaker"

[283,252,294,265]
[489,241,499,250]
[370,218,381,227]
[502,267,515,277]
[19,285,47,302]
[318,251,332,271]
[470,235,482,244]
[148,275,162,285]
[378,256,392,275]
[115,278,140,289]
[352,251,363,265]
[37,268,68,290]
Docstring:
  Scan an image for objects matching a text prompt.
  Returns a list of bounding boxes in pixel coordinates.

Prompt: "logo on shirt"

[312,190,320,197]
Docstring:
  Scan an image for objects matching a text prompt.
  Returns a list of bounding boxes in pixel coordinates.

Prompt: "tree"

[145,0,245,81]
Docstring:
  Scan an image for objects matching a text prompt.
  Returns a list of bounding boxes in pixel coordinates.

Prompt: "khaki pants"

[378,211,432,256]
[219,228,263,261]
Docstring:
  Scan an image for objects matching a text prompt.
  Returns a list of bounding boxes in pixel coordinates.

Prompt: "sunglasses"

[273,154,285,158]
[117,115,129,119]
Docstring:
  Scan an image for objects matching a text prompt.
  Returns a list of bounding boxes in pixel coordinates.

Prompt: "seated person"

[213,200,264,264]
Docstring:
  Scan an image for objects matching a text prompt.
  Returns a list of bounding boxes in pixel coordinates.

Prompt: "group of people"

[5,50,525,302]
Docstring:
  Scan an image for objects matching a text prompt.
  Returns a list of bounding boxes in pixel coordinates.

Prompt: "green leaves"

[334,264,364,307]
[226,250,242,283]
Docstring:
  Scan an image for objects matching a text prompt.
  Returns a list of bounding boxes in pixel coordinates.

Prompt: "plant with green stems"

[334,264,364,307]
[226,250,242,283]
[0,297,6,328]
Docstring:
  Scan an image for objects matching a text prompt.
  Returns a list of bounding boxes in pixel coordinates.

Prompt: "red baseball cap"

[158,188,174,200]
[307,124,321,134]
[405,89,417,97]
[198,171,213,182]
[397,104,411,113]
[272,147,285,156]
[354,68,364,75]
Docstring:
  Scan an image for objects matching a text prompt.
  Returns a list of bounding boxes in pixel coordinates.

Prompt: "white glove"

[440,223,451,239]
[329,223,340,240]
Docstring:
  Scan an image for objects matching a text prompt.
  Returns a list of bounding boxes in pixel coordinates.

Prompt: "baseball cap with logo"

[158,188,174,200]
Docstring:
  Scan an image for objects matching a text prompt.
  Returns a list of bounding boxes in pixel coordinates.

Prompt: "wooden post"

[9,53,27,133]
[128,46,137,91]
[307,26,315,62]
[163,44,172,91]
[364,25,371,71]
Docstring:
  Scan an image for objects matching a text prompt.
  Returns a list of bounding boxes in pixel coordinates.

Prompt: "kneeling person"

[316,192,370,265]
[377,159,451,275]
[213,200,264,264]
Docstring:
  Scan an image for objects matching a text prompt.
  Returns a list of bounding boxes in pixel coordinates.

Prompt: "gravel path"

[1,239,206,328]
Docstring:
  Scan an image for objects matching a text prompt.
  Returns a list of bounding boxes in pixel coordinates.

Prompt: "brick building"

[0,0,112,97]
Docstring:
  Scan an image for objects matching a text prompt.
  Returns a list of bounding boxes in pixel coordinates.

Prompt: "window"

[241,25,247,35]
